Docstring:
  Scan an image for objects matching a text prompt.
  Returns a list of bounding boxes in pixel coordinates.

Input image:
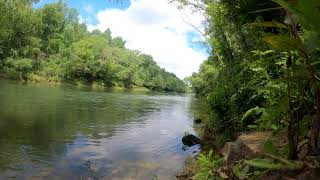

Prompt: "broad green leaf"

[263,35,304,53]
[245,159,280,169]
[250,21,288,29]
[241,107,264,123]
[273,0,320,32]
[295,0,320,32]
[244,157,302,170]
[265,154,303,169]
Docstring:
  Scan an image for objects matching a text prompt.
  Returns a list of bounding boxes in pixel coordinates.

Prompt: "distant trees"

[0,0,186,93]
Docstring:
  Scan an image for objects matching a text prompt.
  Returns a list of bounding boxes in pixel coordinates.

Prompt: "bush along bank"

[174,0,320,179]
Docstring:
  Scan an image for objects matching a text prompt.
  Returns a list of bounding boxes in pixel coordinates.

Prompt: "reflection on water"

[0,80,199,179]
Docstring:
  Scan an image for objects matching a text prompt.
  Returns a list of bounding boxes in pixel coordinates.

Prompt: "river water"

[0,80,200,180]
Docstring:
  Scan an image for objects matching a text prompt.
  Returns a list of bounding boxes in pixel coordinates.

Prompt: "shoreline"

[0,76,154,93]
[177,130,320,180]
[0,76,196,95]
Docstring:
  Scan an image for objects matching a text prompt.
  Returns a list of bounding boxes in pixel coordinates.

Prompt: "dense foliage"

[179,0,320,159]
[0,0,187,92]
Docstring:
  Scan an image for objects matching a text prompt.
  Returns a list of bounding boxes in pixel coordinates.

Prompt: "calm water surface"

[0,80,200,180]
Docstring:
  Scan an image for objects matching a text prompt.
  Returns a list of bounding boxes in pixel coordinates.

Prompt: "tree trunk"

[287,55,298,159]
[310,114,320,156]
[19,72,25,82]
[288,110,298,159]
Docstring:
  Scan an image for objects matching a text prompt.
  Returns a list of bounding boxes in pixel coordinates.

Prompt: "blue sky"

[35,0,209,78]
[36,0,131,24]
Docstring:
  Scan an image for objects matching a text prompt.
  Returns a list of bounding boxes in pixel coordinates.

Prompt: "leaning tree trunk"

[19,72,25,82]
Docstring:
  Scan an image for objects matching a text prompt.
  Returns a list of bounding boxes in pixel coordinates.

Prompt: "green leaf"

[263,35,304,53]
[272,0,320,32]
[311,61,320,66]
[265,154,303,169]
[272,0,290,8]
[250,21,288,29]
[241,107,264,123]
[249,7,283,13]
[271,124,278,131]
[263,139,277,155]
[151,175,158,180]
[247,125,259,129]
[251,67,264,72]
[232,164,249,179]
[245,156,303,170]
[245,159,280,169]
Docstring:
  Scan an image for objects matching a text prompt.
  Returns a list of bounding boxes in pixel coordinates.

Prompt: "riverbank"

[0,75,154,93]
[0,74,195,95]
[177,130,320,179]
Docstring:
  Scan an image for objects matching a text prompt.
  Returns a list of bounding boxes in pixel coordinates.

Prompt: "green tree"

[0,0,187,93]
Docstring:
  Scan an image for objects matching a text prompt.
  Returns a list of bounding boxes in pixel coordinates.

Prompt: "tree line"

[0,0,187,93]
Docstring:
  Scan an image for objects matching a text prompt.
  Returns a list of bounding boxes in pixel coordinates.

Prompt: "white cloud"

[87,0,208,78]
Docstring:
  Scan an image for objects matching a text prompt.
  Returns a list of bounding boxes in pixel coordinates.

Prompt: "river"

[0,80,200,180]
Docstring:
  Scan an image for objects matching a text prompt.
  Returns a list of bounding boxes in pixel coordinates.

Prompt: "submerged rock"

[182,134,202,147]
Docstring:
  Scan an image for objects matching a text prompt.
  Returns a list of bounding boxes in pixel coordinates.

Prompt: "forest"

[1,0,320,179]
[0,0,187,93]
[177,0,320,179]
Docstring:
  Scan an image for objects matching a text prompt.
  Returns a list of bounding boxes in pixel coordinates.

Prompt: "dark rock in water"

[182,134,202,147]
[194,118,202,124]
[176,171,189,179]
[182,145,189,151]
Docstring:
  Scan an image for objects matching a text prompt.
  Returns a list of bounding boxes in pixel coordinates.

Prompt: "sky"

[36,0,209,78]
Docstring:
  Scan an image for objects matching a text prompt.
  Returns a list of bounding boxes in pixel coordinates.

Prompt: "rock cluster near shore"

[176,131,320,180]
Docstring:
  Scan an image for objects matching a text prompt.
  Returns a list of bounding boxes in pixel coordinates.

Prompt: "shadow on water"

[0,80,201,179]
